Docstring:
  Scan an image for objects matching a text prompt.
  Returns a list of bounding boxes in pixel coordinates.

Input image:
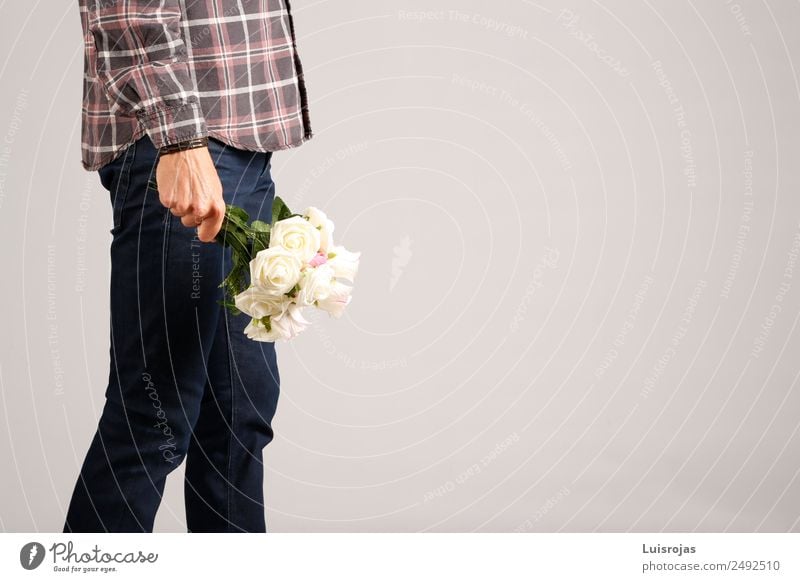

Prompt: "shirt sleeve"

[86,0,208,148]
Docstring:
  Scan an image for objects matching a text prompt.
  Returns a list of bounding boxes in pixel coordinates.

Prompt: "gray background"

[0,0,799,533]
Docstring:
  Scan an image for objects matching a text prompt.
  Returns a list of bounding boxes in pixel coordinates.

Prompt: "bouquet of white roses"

[214,197,360,342]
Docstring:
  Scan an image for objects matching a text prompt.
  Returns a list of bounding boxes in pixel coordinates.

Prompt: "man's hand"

[155,146,226,243]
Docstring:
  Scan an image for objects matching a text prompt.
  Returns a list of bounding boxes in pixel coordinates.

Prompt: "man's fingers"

[180,214,200,228]
[193,199,211,219]
[158,189,176,211]
[170,199,192,217]
[197,205,225,242]
[159,186,191,216]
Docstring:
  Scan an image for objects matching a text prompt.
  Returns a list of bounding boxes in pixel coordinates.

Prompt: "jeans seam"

[113,140,136,232]
[225,314,235,532]
[259,152,272,181]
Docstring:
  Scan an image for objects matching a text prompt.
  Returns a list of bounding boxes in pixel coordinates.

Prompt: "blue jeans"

[63,135,281,532]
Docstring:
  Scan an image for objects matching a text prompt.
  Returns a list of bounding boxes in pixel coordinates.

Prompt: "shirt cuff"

[138,100,209,150]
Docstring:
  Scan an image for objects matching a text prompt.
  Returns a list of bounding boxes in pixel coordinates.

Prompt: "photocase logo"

[19,542,45,570]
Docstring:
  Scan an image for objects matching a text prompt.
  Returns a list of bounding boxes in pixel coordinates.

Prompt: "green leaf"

[222,229,250,258]
[252,231,269,255]
[216,297,242,316]
[271,196,294,225]
[227,205,250,225]
[250,220,271,233]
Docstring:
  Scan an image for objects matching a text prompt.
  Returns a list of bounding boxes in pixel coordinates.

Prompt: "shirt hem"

[80,128,314,172]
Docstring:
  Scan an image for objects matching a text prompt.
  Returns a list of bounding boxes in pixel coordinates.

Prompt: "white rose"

[327,245,361,282]
[250,246,303,294]
[243,318,278,342]
[234,286,291,319]
[271,302,312,340]
[269,215,321,263]
[245,303,311,341]
[296,264,335,307]
[303,206,335,254]
[316,280,353,318]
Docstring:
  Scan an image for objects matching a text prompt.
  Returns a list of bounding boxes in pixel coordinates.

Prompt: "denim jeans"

[63,135,281,532]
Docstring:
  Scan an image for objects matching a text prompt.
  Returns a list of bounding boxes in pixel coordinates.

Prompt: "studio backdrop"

[0,0,799,532]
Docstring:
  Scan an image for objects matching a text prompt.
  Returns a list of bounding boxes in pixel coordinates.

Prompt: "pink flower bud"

[308,251,328,267]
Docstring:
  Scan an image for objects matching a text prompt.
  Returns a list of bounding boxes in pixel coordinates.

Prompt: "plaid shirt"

[79,0,313,171]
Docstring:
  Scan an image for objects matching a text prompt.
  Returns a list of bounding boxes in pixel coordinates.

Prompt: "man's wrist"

[158,136,209,157]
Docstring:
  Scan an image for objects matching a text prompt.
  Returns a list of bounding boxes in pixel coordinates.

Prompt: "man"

[63,0,313,533]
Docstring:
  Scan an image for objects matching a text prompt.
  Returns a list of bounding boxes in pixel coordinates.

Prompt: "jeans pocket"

[100,142,137,235]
